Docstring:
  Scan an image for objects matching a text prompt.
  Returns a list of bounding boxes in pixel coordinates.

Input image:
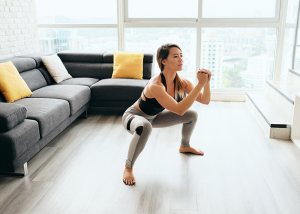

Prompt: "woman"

[122,43,211,186]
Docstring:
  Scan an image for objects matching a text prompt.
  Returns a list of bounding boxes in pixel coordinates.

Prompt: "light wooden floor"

[1,102,300,214]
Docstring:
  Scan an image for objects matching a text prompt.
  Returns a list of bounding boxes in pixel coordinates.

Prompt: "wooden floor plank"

[0,146,58,211]
[1,181,53,214]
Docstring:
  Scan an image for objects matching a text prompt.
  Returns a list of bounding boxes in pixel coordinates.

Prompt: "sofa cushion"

[20,69,47,91]
[0,93,6,102]
[0,119,40,161]
[53,78,99,87]
[91,78,148,101]
[14,98,70,138]
[0,61,33,103]
[0,57,36,73]
[41,54,72,83]
[17,53,56,84]
[0,102,27,132]
[103,52,153,79]
[103,51,153,63]
[62,62,107,79]
[38,66,55,85]
[30,85,91,115]
[112,51,144,79]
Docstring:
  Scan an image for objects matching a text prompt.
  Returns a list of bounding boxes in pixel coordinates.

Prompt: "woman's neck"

[162,70,176,85]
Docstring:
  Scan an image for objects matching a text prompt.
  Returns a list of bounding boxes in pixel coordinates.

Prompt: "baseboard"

[211,92,245,102]
[291,138,300,149]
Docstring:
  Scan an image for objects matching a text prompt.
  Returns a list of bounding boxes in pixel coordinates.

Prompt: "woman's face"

[162,47,183,72]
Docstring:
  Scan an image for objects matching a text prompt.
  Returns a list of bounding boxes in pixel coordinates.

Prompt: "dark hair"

[156,43,186,100]
[156,43,182,72]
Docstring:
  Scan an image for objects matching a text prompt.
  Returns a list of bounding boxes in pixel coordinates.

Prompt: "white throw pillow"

[41,54,72,83]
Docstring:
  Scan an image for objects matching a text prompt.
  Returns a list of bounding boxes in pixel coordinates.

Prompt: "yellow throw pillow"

[0,61,33,103]
[112,51,144,79]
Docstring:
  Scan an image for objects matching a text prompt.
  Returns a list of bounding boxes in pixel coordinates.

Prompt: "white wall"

[0,0,39,60]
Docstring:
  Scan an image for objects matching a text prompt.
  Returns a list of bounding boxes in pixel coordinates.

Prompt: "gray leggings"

[122,105,198,168]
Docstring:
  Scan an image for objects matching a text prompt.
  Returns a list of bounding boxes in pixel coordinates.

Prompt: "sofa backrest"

[0,57,48,103]
[57,51,106,80]
[16,52,56,85]
[58,50,154,80]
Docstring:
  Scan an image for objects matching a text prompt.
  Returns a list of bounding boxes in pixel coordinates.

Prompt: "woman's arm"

[149,72,208,116]
[201,83,211,104]
[184,78,211,105]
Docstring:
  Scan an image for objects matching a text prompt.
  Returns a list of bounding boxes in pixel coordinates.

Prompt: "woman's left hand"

[198,68,211,84]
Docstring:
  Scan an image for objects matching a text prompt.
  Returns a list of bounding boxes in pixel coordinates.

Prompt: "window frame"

[292,3,300,69]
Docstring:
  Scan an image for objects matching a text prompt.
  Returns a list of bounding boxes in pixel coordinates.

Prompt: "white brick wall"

[0,0,39,60]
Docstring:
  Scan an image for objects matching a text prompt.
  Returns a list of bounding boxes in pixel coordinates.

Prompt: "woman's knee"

[130,117,152,136]
[139,120,152,136]
[183,109,198,122]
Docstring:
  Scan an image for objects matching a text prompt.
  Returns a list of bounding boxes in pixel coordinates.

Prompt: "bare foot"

[179,145,204,155]
[123,165,136,185]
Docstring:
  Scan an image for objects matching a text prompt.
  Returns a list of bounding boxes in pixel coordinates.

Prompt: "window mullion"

[117,0,125,51]
[273,0,288,80]
[196,26,202,79]
[198,0,203,22]
[292,2,300,70]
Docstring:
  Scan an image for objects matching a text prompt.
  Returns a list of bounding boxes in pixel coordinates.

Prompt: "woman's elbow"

[198,100,209,105]
[176,109,185,116]
[202,100,210,105]
[174,107,185,116]
[168,106,184,116]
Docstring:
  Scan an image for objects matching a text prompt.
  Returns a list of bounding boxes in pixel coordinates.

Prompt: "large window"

[128,0,198,19]
[36,0,117,24]
[36,0,287,92]
[201,28,277,89]
[202,0,277,18]
[125,28,196,80]
[36,0,118,52]
[38,28,117,52]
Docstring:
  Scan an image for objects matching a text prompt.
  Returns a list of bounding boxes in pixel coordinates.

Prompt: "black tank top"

[138,72,185,116]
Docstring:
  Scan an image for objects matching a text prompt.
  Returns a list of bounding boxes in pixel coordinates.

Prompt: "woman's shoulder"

[148,73,164,87]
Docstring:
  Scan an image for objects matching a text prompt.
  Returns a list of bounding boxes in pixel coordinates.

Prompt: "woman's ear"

[162,59,166,65]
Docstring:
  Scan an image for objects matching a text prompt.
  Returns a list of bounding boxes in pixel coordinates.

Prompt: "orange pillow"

[112,51,144,79]
[0,61,33,103]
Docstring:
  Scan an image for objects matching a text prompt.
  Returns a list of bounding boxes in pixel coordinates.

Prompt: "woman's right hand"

[197,71,208,86]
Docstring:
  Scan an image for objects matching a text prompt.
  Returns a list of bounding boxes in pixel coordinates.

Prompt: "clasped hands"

[197,68,211,85]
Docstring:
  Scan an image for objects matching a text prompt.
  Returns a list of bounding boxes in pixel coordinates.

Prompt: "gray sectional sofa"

[0,51,154,175]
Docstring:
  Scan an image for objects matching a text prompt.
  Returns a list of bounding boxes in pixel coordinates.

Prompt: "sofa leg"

[0,162,28,177]
[79,110,88,119]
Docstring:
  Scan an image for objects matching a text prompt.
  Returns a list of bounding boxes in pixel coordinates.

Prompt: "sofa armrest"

[0,102,27,132]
